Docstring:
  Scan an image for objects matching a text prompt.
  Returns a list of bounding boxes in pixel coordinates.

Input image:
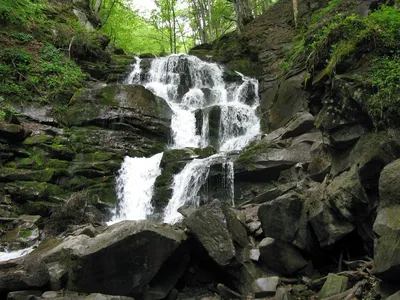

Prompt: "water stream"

[111,54,260,224]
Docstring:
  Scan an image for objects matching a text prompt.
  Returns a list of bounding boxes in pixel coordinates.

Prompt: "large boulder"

[258,191,317,253]
[0,257,50,293]
[259,237,308,276]
[373,206,400,282]
[373,159,400,282]
[307,183,354,248]
[309,166,374,249]
[378,159,400,209]
[259,72,308,132]
[65,84,172,141]
[235,141,311,182]
[31,221,188,297]
[184,199,248,266]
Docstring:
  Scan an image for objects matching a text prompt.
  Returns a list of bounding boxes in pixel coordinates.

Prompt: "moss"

[23,200,61,217]
[82,151,115,162]
[45,159,70,169]
[23,134,53,145]
[5,181,66,202]
[0,168,57,182]
[18,229,33,239]
[99,85,119,106]
[236,140,270,168]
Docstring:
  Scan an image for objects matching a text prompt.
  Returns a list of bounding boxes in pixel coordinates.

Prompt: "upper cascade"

[126,54,261,151]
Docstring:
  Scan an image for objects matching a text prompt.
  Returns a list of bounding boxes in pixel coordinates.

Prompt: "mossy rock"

[0,168,59,183]
[1,222,40,251]
[85,182,117,208]
[65,84,172,127]
[0,122,25,142]
[5,181,66,203]
[23,134,54,146]
[23,200,62,217]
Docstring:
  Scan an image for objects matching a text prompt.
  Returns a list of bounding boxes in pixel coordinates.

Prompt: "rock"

[330,130,400,177]
[249,248,260,261]
[308,166,373,249]
[85,294,134,300]
[260,72,308,131]
[275,287,295,300]
[280,112,315,139]
[207,106,222,148]
[32,221,187,297]
[1,222,40,251]
[6,290,42,300]
[0,257,50,293]
[0,123,25,142]
[259,237,308,276]
[246,221,261,233]
[318,273,348,299]
[47,261,67,291]
[258,192,317,253]
[13,105,55,124]
[235,141,311,182]
[329,124,366,149]
[217,283,243,300]
[308,142,332,182]
[308,198,354,248]
[66,84,172,141]
[251,276,280,297]
[379,159,400,209]
[387,291,400,300]
[325,166,369,222]
[185,199,248,266]
[373,205,400,282]
[241,182,296,206]
[373,282,400,299]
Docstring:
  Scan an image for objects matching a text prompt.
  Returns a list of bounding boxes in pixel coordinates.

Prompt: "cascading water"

[109,153,163,224]
[112,54,261,224]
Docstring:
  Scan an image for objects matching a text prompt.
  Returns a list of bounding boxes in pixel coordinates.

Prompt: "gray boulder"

[0,257,50,293]
[379,159,400,209]
[30,221,187,297]
[184,199,248,266]
[373,205,400,282]
[258,192,317,253]
[259,237,308,276]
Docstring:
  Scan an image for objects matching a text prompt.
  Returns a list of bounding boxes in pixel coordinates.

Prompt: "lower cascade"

[110,54,260,223]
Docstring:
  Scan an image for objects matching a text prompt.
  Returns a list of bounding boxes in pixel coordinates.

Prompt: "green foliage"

[0,43,86,104]
[368,54,400,127]
[0,0,46,26]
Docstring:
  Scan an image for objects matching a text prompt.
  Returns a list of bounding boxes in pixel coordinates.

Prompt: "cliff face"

[190,0,400,286]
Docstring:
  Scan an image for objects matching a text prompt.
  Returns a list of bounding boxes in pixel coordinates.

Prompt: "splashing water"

[109,153,163,224]
[124,56,142,84]
[111,54,261,223]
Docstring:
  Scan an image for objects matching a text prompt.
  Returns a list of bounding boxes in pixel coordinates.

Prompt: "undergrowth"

[0,0,110,105]
[282,1,400,128]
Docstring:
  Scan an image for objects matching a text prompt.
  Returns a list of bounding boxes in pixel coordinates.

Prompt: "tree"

[227,0,253,32]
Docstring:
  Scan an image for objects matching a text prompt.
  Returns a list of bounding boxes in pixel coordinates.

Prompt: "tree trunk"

[292,0,299,28]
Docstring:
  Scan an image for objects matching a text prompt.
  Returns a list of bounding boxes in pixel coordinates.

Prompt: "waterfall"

[111,54,261,224]
[124,56,142,84]
[109,153,163,224]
